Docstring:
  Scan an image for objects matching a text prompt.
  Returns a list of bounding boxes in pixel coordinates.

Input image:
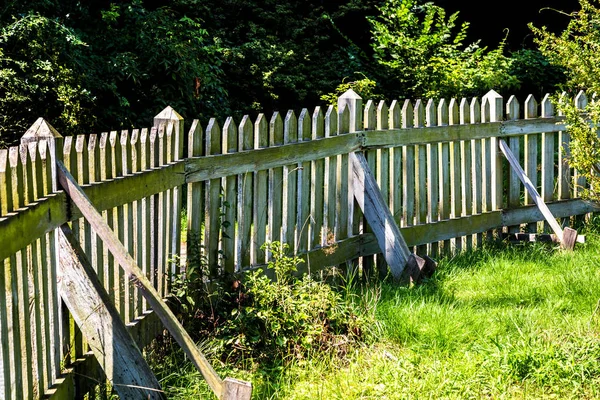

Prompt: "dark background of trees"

[0,0,581,146]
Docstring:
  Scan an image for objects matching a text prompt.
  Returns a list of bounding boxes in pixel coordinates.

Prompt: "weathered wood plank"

[524,95,539,232]
[459,98,473,249]
[223,117,239,274]
[438,99,451,253]
[426,99,439,257]
[471,98,483,246]
[402,100,415,230]
[237,116,254,268]
[499,139,566,245]
[206,119,223,276]
[310,107,325,248]
[449,98,463,251]
[56,160,250,399]
[389,100,402,226]
[282,111,298,252]
[187,121,204,276]
[297,109,312,254]
[506,95,521,233]
[253,114,269,264]
[323,106,338,247]
[57,224,165,399]
[541,94,555,233]
[350,152,411,280]
[336,106,350,240]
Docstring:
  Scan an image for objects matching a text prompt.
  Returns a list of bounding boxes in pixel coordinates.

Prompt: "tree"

[367,0,519,99]
[532,0,600,199]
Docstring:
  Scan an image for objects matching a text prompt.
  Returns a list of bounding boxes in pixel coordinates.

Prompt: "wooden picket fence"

[0,89,598,399]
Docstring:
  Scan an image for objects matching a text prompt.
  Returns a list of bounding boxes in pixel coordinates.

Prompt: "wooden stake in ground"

[499,139,577,250]
[56,160,252,400]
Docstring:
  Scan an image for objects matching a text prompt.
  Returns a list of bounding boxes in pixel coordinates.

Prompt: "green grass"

[149,221,600,399]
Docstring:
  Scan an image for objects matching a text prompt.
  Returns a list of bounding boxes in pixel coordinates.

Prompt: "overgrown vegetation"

[532,0,600,200]
[150,218,600,399]
[167,241,379,368]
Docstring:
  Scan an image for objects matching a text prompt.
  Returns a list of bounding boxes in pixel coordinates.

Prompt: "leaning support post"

[56,160,252,400]
[499,139,577,250]
[350,151,436,282]
[57,225,166,399]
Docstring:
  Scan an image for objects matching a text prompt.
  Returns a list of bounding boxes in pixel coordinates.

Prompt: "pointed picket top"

[459,98,470,124]
[206,118,222,155]
[298,108,311,141]
[376,100,389,130]
[254,113,268,149]
[325,105,338,137]
[482,89,503,122]
[470,98,481,124]
[389,100,401,129]
[557,91,568,116]
[223,116,238,153]
[401,100,414,129]
[437,98,449,126]
[21,118,62,144]
[239,115,254,151]
[575,90,588,110]
[448,98,459,125]
[506,95,520,120]
[524,94,538,119]
[312,106,325,139]
[364,100,376,130]
[269,112,283,146]
[414,99,425,127]
[338,89,363,133]
[284,110,298,143]
[154,106,183,123]
[425,99,437,127]
[541,93,554,117]
[338,103,350,134]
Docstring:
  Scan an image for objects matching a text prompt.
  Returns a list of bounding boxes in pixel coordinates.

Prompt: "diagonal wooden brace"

[56,160,252,400]
[499,139,577,250]
[350,151,437,282]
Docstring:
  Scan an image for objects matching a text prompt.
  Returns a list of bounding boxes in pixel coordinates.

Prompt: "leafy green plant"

[368,0,519,99]
[320,75,380,106]
[206,242,379,365]
[531,0,600,200]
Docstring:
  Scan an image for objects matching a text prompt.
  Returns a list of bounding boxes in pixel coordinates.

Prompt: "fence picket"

[425,99,439,257]
[541,95,555,233]
[506,95,521,234]
[223,117,238,273]
[470,98,483,246]
[402,100,416,233]
[437,99,451,253]
[282,111,298,252]
[336,105,350,240]
[389,100,402,226]
[363,100,377,275]
[254,114,269,264]
[297,109,312,255]
[238,116,254,267]
[524,95,539,233]
[206,119,223,275]
[324,106,338,248]
[311,108,325,249]
[459,98,473,249]
[449,98,463,252]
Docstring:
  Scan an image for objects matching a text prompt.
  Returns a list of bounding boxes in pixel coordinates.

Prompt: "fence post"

[154,107,184,283]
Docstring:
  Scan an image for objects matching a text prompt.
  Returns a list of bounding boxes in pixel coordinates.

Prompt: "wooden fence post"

[154,107,184,283]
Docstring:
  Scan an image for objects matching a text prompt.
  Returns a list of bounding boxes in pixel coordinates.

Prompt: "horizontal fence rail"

[0,89,598,398]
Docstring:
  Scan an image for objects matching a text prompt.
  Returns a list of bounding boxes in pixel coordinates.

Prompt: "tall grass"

[149,220,600,399]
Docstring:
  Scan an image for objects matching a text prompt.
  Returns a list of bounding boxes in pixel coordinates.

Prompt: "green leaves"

[368,0,519,99]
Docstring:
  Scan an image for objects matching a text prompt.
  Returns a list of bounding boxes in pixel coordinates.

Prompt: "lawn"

[149,219,600,399]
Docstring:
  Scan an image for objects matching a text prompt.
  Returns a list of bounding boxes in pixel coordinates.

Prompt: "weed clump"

[171,241,380,367]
